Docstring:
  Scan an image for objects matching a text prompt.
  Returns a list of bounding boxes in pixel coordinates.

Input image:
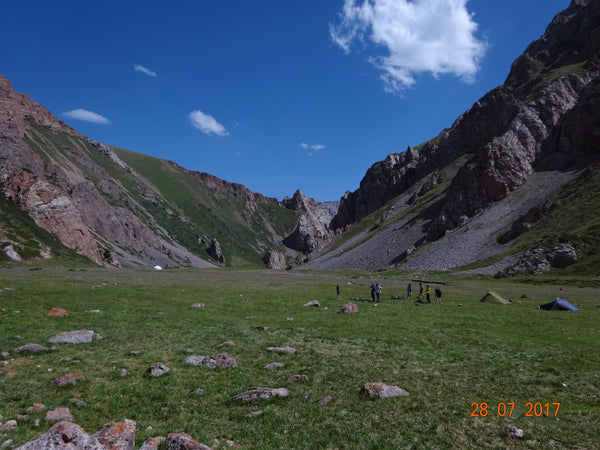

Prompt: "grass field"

[0,267,599,449]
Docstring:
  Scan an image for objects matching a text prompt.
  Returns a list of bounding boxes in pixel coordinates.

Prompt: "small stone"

[507,426,524,439]
[149,363,170,377]
[194,388,205,395]
[32,419,40,427]
[45,407,74,423]
[233,387,290,402]
[47,307,69,317]
[140,436,166,450]
[288,374,309,382]
[1,439,13,448]
[190,303,205,309]
[119,369,130,377]
[253,325,269,331]
[266,346,296,354]
[48,330,94,344]
[338,302,358,314]
[69,398,87,407]
[360,382,409,399]
[265,362,285,369]
[303,300,320,307]
[0,420,17,431]
[12,343,57,353]
[183,353,237,368]
[166,432,212,450]
[16,414,28,421]
[26,403,46,413]
[130,351,142,355]
[53,373,85,387]
[319,395,333,406]
[217,341,235,348]
[246,410,265,417]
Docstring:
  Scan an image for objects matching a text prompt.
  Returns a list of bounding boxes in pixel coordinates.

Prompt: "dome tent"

[479,291,511,304]
[538,298,579,311]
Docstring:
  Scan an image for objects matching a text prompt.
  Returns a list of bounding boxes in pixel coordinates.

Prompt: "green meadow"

[0,267,598,449]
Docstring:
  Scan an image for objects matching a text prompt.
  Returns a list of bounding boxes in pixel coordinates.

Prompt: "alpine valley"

[1,0,599,277]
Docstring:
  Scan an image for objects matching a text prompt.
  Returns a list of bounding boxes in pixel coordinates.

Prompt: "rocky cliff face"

[312,0,600,272]
[0,75,316,268]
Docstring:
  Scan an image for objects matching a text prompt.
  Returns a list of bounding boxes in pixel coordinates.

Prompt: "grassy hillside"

[0,268,598,448]
[18,123,299,267]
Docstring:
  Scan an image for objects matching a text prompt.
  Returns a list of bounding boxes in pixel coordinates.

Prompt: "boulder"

[140,436,166,450]
[266,346,296,354]
[12,343,56,353]
[206,238,225,265]
[360,382,409,399]
[182,353,238,369]
[262,249,286,270]
[47,308,69,317]
[148,363,170,377]
[48,330,94,344]
[166,432,212,450]
[45,407,74,423]
[507,426,524,439]
[87,419,136,450]
[338,302,358,314]
[17,421,88,449]
[232,387,290,402]
[52,373,85,387]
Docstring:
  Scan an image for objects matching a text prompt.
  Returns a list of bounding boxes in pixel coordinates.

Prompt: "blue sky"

[2,0,570,201]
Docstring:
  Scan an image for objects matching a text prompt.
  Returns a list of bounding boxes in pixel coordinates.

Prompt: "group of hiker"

[407,282,442,304]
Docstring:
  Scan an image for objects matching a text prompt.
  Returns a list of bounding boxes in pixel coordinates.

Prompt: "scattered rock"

[246,410,265,417]
[253,325,269,331]
[130,351,142,356]
[149,363,170,377]
[45,407,74,423]
[48,330,94,344]
[233,387,289,402]
[507,426,524,439]
[319,395,333,406]
[360,382,409,399]
[89,419,136,449]
[166,432,213,450]
[265,362,285,369]
[12,343,57,353]
[47,307,69,317]
[140,436,166,450]
[52,373,85,387]
[182,353,238,368]
[0,420,17,431]
[26,404,46,413]
[288,374,309,382]
[3,244,22,262]
[1,439,13,448]
[303,300,320,307]
[216,341,235,348]
[69,398,86,407]
[266,346,296,354]
[338,302,358,314]
[119,369,130,377]
[193,388,205,396]
[190,303,205,309]
[207,237,225,266]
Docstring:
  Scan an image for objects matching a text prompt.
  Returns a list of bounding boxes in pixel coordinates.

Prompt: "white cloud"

[330,0,487,92]
[300,142,326,156]
[134,64,158,77]
[62,108,111,125]
[189,110,229,137]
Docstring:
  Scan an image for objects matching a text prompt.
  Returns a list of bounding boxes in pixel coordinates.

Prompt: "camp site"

[0,267,598,448]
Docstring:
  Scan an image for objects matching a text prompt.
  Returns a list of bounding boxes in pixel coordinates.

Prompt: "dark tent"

[538,298,579,311]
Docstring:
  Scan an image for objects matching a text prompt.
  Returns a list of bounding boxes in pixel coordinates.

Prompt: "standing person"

[426,285,431,303]
[370,283,376,302]
[435,287,442,303]
[375,283,382,302]
[336,284,341,301]
[407,283,412,300]
[419,282,424,300]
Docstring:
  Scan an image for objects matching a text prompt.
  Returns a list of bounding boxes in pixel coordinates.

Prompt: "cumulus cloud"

[330,0,487,92]
[62,108,111,125]
[134,64,158,77]
[300,142,326,156]
[189,109,229,137]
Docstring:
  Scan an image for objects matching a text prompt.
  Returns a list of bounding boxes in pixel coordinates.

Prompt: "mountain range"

[1,0,599,277]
